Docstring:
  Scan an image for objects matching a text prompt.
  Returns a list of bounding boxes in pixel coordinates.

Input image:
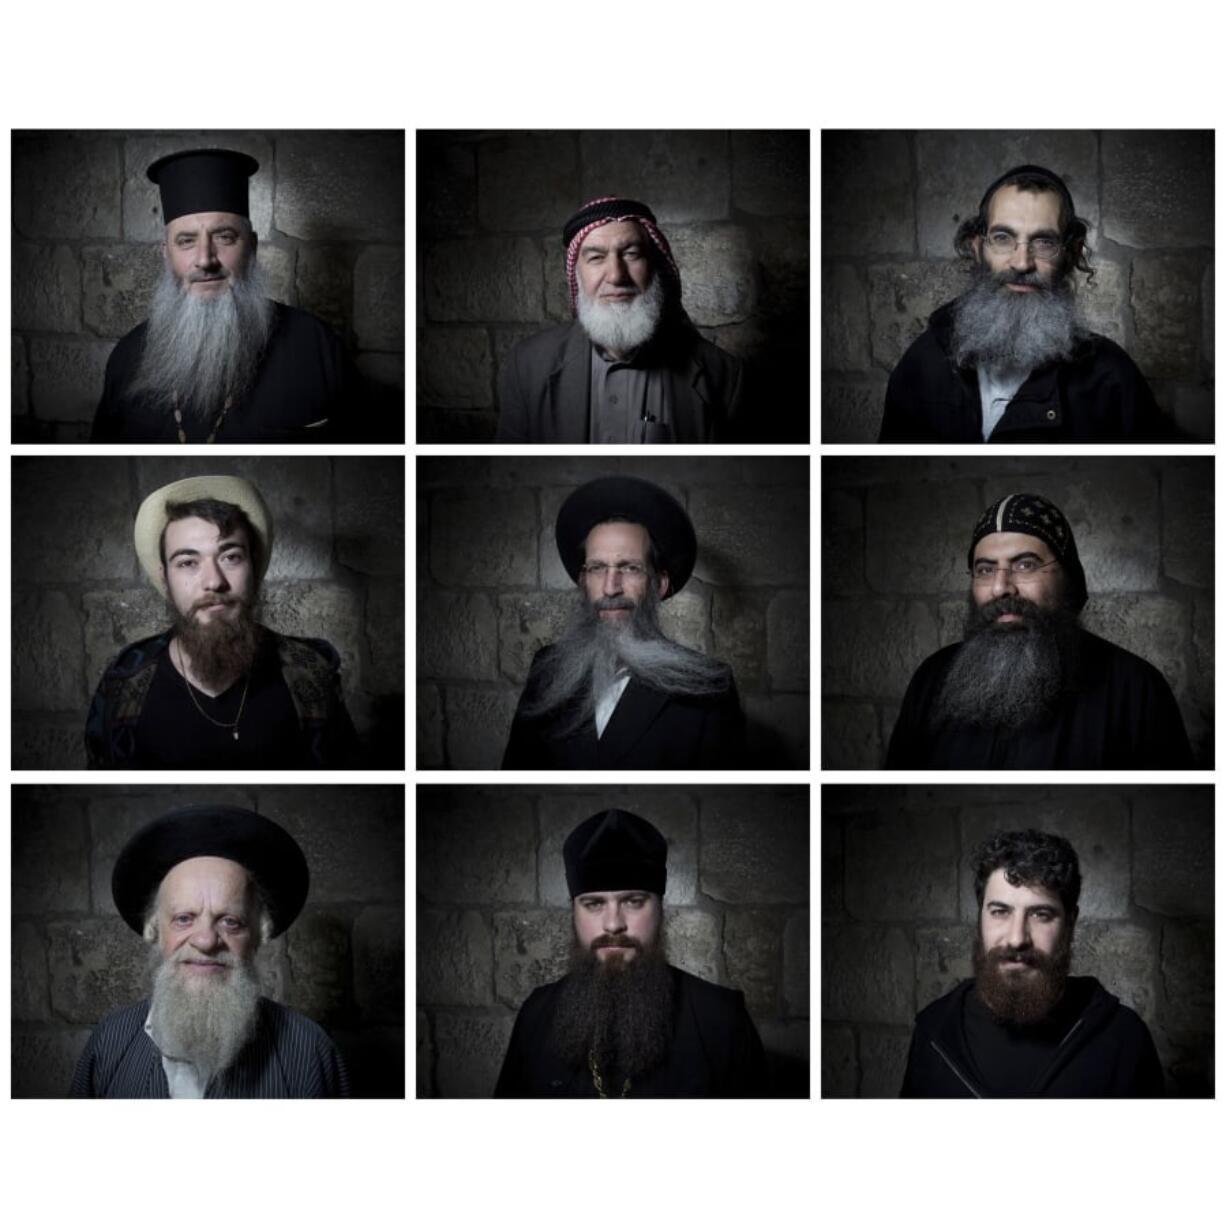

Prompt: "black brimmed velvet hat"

[564,809,668,898]
[147,148,259,226]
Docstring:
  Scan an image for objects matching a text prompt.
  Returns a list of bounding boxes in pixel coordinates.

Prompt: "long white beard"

[951,266,1082,371]
[576,274,665,354]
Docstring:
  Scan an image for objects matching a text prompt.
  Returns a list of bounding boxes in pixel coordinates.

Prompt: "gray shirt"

[588,344,669,443]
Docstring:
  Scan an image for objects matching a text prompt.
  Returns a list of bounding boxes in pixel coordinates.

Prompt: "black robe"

[502,646,747,769]
[879,301,1173,442]
[494,967,769,1098]
[885,630,1194,769]
[91,302,382,443]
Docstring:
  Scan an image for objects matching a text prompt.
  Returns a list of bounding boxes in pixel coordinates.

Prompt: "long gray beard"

[520,587,731,735]
[951,264,1082,371]
[932,595,1082,732]
[576,273,665,353]
[129,262,275,420]
[147,948,262,1086]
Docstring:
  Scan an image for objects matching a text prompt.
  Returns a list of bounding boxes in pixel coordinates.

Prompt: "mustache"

[971,594,1045,628]
[171,948,237,967]
[985,945,1044,967]
[592,595,636,611]
[591,935,642,950]
[190,593,242,610]
[188,272,229,284]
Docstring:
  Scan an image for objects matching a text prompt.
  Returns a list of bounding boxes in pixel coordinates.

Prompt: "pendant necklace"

[174,640,251,740]
[588,1049,630,1098]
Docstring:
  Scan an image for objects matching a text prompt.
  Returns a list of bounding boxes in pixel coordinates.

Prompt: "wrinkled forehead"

[985,184,1063,234]
[166,210,249,240]
[158,855,252,907]
[972,530,1053,562]
[578,218,649,255]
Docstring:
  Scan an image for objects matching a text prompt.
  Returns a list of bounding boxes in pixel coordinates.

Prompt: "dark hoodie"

[879,300,1172,443]
[900,976,1164,1098]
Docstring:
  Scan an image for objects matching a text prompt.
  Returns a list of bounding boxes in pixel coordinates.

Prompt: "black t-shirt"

[132,641,311,768]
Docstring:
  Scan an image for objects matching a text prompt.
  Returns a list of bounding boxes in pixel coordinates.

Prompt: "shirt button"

[1046,410,1056,420]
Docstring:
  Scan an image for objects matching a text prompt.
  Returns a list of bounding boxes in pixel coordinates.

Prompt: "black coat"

[502,647,747,769]
[900,977,1164,1098]
[494,966,769,1098]
[885,630,1194,769]
[879,301,1171,442]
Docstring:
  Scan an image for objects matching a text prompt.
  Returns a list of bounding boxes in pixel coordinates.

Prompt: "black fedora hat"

[555,476,696,596]
[112,806,309,937]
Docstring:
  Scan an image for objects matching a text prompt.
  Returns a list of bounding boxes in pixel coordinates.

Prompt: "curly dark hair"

[972,828,1082,915]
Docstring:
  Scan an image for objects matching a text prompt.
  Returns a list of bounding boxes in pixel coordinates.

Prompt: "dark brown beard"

[972,928,1073,1026]
[173,598,261,690]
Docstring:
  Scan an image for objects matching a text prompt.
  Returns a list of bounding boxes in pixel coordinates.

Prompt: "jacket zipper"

[931,1039,982,1098]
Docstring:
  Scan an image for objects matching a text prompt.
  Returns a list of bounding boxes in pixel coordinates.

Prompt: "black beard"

[550,935,675,1085]
[173,597,262,691]
[932,594,1082,731]
[972,928,1073,1027]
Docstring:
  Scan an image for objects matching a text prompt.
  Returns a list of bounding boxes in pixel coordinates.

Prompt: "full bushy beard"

[147,945,262,1085]
[932,594,1082,732]
[972,925,1073,1027]
[520,586,731,736]
[173,593,262,691]
[551,932,675,1084]
[951,261,1082,371]
[129,260,275,419]
[576,272,666,354]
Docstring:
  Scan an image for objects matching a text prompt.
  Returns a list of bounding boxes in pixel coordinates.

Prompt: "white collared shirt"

[144,1011,208,1098]
[594,672,631,738]
[977,364,1032,440]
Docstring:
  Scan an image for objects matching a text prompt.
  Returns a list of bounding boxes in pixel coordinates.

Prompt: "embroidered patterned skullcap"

[563,197,681,314]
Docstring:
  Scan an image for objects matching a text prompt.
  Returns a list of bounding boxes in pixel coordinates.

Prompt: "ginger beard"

[972,922,1073,1027]
[172,591,261,691]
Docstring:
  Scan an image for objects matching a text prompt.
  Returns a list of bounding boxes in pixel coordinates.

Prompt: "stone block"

[282,910,351,1022]
[352,905,405,1023]
[822,377,888,443]
[1191,594,1213,712]
[365,579,405,694]
[81,244,161,338]
[665,909,722,984]
[418,590,498,682]
[13,334,31,415]
[12,922,51,1022]
[658,586,710,655]
[1158,921,1213,1033]
[1164,380,1213,444]
[491,326,546,399]
[822,486,866,596]
[418,327,494,409]
[416,1007,433,1097]
[822,263,870,371]
[11,1028,93,1099]
[783,911,810,1018]
[417,684,444,768]
[11,590,86,711]
[425,236,544,323]
[700,795,809,905]
[1081,595,1187,702]
[433,1011,515,1097]
[756,218,810,318]
[28,337,115,422]
[417,790,537,905]
[723,909,784,1015]
[1203,260,1214,370]
[1131,251,1205,380]
[429,487,538,588]
[12,802,90,914]
[867,260,968,371]
[445,686,522,770]
[81,589,165,700]
[766,591,810,692]
[732,130,808,217]
[1160,463,1213,587]
[914,924,972,1011]
[541,236,571,323]
[711,589,769,689]
[416,910,493,1006]
[14,132,122,238]
[295,245,351,336]
[354,245,404,352]
[822,599,938,701]
[493,911,571,1010]
[668,224,757,326]
[12,721,89,770]
[47,918,149,1023]
[579,130,730,223]
[496,591,574,684]
[12,242,81,332]
[821,1022,858,1097]
[1077,255,1127,346]
[822,809,845,918]
[1101,131,1213,249]
[823,923,913,1025]
[859,1028,912,1098]
[260,584,364,689]
[333,457,404,577]
[687,484,808,589]
[822,131,914,256]
[744,692,811,769]
[1073,922,1156,1020]
[417,136,476,233]
[478,133,579,231]
[866,479,982,596]
[846,810,959,922]
[258,242,296,307]
[1132,792,1214,918]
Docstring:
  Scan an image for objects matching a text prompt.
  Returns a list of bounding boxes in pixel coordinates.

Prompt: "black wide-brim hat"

[112,806,309,937]
[564,809,668,898]
[555,476,696,596]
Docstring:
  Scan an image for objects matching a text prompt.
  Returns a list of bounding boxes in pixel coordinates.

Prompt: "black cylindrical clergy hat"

[147,148,260,225]
[563,809,668,898]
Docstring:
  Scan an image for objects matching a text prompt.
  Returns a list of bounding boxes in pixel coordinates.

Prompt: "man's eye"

[1014,558,1039,573]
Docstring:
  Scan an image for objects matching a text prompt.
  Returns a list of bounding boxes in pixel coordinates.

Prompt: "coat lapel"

[544,324,591,442]
[596,679,670,765]
[668,349,708,441]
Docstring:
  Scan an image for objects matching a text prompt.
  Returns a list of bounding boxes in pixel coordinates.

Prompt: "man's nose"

[188,925,222,952]
[602,567,623,596]
[194,237,219,268]
[989,566,1017,598]
[1008,241,1035,272]
[602,905,626,933]
[1008,913,1030,948]
[201,559,230,591]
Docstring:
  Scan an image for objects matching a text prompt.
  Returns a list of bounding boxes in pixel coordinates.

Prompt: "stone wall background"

[418,456,810,768]
[822,130,1214,441]
[417,129,809,442]
[822,456,1213,768]
[10,784,405,1098]
[11,129,406,440]
[11,456,405,768]
[416,784,810,1097]
[821,784,1214,1098]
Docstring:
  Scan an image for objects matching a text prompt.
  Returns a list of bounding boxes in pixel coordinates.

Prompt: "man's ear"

[970,234,982,261]
[656,570,670,599]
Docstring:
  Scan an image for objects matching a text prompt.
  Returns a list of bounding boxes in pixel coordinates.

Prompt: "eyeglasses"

[985,231,1063,261]
[579,561,647,579]
[970,558,1060,583]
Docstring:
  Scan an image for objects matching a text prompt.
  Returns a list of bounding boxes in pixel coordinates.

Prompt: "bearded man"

[880,164,1169,442]
[85,475,357,768]
[91,148,359,443]
[495,197,744,443]
[884,492,1192,769]
[901,829,1163,1097]
[71,806,349,1098]
[495,810,768,1097]
[502,476,746,769]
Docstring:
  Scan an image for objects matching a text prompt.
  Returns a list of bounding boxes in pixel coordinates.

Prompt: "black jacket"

[494,966,768,1098]
[901,977,1164,1098]
[880,301,1170,442]
[885,630,1194,769]
[502,646,747,769]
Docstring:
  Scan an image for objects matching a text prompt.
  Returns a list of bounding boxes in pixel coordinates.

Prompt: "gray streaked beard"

[172,597,262,691]
[519,586,731,736]
[128,261,275,419]
[576,272,666,353]
[147,946,262,1087]
[951,263,1082,371]
[932,594,1082,731]
[551,935,675,1083]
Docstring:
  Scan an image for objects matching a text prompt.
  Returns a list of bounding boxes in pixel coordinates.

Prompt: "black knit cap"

[969,492,1088,611]
[555,475,696,597]
[563,197,657,246]
[111,806,309,936]
[979,164,1077,229]
[147,148,259,225]
[564,810,668,898]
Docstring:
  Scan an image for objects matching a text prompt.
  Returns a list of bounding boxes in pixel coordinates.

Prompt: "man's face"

[970,531,1064,617]
[163,516,255,624]
[581,521,669,621]
[156,855,257,980]
[163,210,256,297]
[576,220,655,302]
[979,867,1071,964]
[572,889,663,966]
[972,185,1064,291]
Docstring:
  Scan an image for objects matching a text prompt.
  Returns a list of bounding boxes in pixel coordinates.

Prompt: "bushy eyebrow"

[987,223,1061,240]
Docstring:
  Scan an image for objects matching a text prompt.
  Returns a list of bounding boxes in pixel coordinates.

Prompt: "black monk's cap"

[112,806,309,937]
[147,148,260,226]
[564,810,668,898]
[555,475,696,597]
